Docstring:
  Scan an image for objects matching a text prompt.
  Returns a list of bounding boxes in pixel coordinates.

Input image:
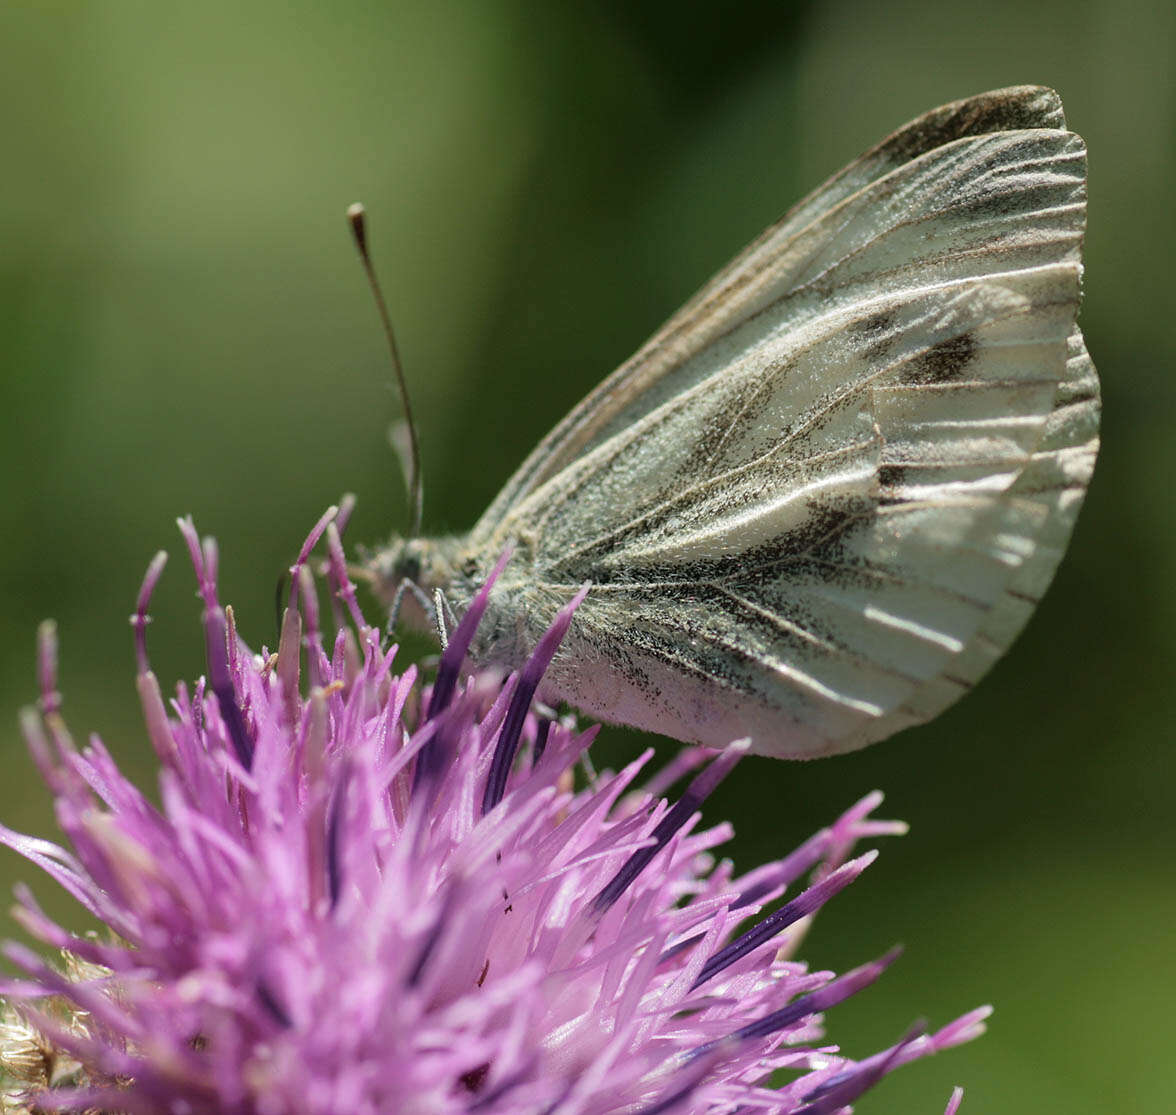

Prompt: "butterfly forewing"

[474,86,1078,523]
[438,86,1098,757]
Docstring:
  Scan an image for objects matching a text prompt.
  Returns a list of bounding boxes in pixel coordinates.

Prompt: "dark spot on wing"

[855,309,896,361]
[902,333,978,385]
[876,464,923,507]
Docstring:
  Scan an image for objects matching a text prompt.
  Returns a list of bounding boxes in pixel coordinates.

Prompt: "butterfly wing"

[473,87,1099,757]
[474,85,1072,528]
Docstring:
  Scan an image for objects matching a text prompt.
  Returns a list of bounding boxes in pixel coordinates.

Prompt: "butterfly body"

[374,86,1099,759]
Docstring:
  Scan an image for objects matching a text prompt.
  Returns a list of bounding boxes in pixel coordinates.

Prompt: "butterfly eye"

[395,547,422,585]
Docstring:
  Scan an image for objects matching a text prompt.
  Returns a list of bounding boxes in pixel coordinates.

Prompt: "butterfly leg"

[427,588,464,650]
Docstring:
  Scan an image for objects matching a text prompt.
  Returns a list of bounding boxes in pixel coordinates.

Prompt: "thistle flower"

[0,505,987,1114]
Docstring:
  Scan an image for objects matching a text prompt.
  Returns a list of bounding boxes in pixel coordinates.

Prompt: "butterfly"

[371,85,1099,759]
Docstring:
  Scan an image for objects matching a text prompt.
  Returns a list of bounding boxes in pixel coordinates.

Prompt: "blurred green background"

[1,1,1172,1110]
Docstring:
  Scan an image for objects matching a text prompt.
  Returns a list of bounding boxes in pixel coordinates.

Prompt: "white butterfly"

[373,85,1099,759]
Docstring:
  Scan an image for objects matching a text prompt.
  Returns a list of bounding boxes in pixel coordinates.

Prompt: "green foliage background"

[1,2,1171,1110]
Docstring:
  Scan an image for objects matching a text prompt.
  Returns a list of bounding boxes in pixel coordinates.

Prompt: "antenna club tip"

[347,203,369,254]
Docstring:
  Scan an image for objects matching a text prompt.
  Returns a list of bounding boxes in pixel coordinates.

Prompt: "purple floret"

[0,506,985,1114]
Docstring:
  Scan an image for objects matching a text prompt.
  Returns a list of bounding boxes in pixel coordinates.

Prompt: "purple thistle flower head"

[0,506,988,1113]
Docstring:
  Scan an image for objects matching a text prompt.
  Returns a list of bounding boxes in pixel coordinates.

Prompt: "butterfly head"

[369,535,470,632]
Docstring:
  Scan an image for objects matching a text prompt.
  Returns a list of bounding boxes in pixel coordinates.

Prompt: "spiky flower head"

[0,504,987,1113]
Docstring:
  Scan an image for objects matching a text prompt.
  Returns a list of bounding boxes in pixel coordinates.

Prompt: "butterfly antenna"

[347,202,424,538]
